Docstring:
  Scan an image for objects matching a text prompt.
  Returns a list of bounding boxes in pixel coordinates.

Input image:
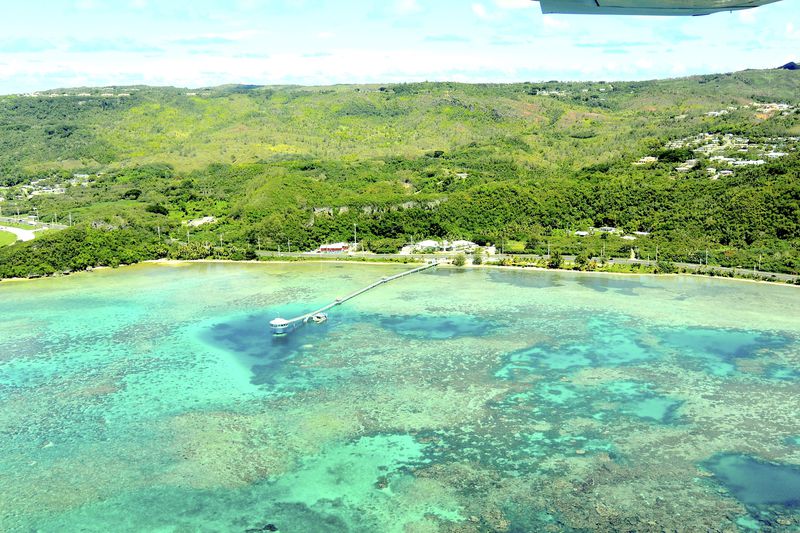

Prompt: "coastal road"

[256,251,799,283]
[0,216,67,231]
[0,225,35,242]
[494,254,800,283]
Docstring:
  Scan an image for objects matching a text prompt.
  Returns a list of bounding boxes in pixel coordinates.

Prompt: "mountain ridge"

[12,66,800,97]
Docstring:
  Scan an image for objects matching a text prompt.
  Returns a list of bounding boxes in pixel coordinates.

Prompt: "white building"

[632,156,658,166]
[450,240,478,252]
[415,240,440,252]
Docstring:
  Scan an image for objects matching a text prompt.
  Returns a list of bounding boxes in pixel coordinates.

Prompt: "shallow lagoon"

[1,262,799,532]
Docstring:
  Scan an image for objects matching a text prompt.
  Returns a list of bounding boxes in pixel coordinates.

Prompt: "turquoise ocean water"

[0,262,799,532]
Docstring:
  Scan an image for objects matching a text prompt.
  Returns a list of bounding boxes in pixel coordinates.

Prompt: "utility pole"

[758,254,762,272]
[353,223,358,251]
[705,249,708,266]
[186,229,190,245]
[287,239,291,254]
[157,226,161,239]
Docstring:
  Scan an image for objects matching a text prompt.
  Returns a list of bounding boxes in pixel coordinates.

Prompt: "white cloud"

[394,0,422,15]
[494,0,531,8]
[0,46,612,91]
[2,0,798,93]
[172,30,260,44]
[236,0,262,9]
[671,62,687,74]
[738,9,757,24]
[542,16,569,29]
[472,3,488,18]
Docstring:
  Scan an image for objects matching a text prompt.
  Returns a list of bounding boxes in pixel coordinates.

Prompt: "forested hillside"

[0,68,799,277]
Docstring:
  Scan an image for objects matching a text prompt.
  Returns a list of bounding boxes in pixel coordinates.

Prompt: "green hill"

[0,69,798,277]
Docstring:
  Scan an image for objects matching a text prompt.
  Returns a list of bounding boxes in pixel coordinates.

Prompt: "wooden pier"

[269,261,439,335]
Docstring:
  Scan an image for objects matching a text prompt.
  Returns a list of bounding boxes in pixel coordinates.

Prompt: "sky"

[0,0,797,93]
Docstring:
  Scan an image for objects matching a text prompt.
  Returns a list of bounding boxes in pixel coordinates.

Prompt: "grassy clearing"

[0,231,18,246]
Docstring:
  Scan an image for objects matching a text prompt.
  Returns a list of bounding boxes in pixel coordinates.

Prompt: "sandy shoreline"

[1,257,796,288]
[145,258,800,286]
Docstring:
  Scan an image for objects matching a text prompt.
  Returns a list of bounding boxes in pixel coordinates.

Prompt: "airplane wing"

[535,0,781,15]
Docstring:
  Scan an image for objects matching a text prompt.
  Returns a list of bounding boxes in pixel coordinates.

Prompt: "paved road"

[0,216,67,230]
[489,254,799,283]
[0,225,35,242]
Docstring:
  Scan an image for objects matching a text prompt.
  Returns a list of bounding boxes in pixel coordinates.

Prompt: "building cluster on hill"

[574,227,649,241]
[19,89,136,98]
[699,102,796,119]
[633,130,797,179]
[1,173,93,202]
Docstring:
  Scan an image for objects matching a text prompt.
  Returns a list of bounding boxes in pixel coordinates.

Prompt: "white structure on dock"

[268,317,293,335]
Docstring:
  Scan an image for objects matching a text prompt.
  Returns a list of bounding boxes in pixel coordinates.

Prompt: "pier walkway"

[270,261,439,334]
